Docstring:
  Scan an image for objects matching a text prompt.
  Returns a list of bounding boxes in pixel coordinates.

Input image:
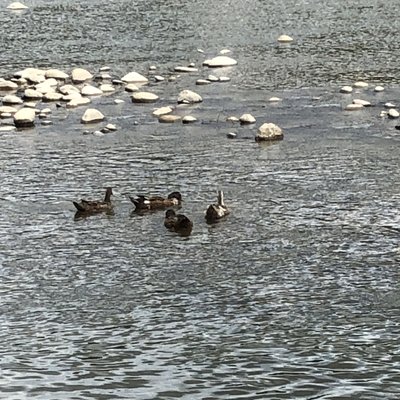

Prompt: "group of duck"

[72,188,230,236]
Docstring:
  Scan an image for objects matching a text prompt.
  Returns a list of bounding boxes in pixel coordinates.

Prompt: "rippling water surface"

[1,0,400,399]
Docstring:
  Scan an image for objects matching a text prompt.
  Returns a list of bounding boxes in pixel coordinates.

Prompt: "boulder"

[14,107,35,127]
[177,89,202,104]
[71,68,93,83]
[121,72,148,83]
[131,92,159,103]
[81,108,105,124]
[255,123,283,141]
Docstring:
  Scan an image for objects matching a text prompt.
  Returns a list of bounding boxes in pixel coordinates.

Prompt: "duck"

[164,209,193,236]
[73,187,113,214]
[129,191,182,212]
[205,190,230,223]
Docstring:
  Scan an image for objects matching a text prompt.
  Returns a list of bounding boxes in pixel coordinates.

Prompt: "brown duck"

[73,187,113,214]
[205,190,230,223]
[164,209,193,236]
[129,191,182,212]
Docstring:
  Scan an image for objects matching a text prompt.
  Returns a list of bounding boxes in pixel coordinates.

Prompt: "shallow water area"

[1,0,400,399]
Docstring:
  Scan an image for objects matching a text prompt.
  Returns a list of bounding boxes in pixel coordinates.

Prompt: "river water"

[1,0,400,399]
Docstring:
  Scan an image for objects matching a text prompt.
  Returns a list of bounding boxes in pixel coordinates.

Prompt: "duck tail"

[73,201,86,212]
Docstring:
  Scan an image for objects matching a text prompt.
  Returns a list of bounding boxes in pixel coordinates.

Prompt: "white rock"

[59,84,80,95]
[380,111,387,118]
[0,80,18,90]
[35,80,57,94]
[2,94,23,104]
[226,132,237,139]
[256,123,283,141]
[340,86,353,93]
[105,123,117,131]
[207,75,219,82]
[174,66,198,72]
[45,69,69,80]
[7,2,28,9]
[354,81,368,88]
[24,102,37,108]
[17,68,46,84]
[152,106,173,116]
[1,113,13,118]
[114,99,125,104]
[71,68,93,83]
[219,76,231,82]
[125,83,139,92]
[278,34,294,43]
[388,109,400,119]
[66,96,91,108]
[0,105,18,114]
[385,102,396,108]
[268,97,282,102]
[100,73,112,80]
[345,103,364,111]
[182,115,197,124]
[62,92,83,101]
[196,79,211,85]
[40,108,52,114]
[13,107,35,127]
[353,99,371,107]
[149,65,157,71]
[0,125,16,132]
[239,113,256,124]
[100,84,115,92]
[177,89,202,104]
[204,56,237,68]
[43,92,63,101]
[131,92,159,103]
[121,72,148,83]
[24,88,43,100]
[99,66,111,72]
[158,114,181,123]
[226,116,239,123]
[374,85,384,92]
[154,75,165,82]
[219,49,231,55]
[197,48,204,53]
[81,85,103,96]
[81,108,105,124]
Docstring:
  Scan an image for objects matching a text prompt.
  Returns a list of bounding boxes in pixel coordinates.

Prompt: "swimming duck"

[129,191,182,211]
[73,187,113,214]
[205,190,230,223]
[164,209,193,236]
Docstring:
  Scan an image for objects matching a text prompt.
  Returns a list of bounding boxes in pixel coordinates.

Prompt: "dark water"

[1,1,400,399]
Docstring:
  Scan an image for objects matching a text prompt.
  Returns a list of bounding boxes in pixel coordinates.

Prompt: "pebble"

[149,65,157,71]
[385,102,396,108]
[66,96,91,108]
[152,106,173,116]
[226,116,239,123]
[268,97,282,102]
[256,123,284,141]
[196,79,211,85]
[125,83,139,92]
[114,99,124,104]
[45,69,69,80]
[43,92,63,101]
[219,76,231,82]
[99,84,115,92]
[226,132,237,139]
[0,125,16,132]
[7,2,28,10]
[374,85,384,92]
[99,66,111,72]
[154,75,165,82]
[174,66,198,73]
[219,49,232,55]
[81,85,103,96]
[71,68,93,83]
[105,123,117,131]
[41,120,53,126]
[2,94,23,104]
[207,75,219,82]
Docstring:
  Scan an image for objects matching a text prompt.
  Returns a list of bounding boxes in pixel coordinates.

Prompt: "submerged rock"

[256,123,283,141]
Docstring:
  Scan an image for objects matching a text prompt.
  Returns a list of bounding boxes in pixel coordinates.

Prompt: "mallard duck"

[73,187,113,214]
[164,209,193,236]
[129,191,182,211]
[205,190,230,223]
